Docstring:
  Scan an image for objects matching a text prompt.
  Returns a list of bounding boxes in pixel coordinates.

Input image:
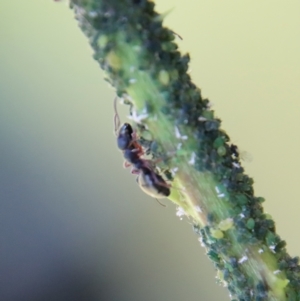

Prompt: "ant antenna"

[114,96,121,134]
[171,30,183,40]
[155,198,166,207]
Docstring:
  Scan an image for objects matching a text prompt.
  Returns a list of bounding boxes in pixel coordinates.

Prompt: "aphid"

[230,144,239,158]
[230,143,252,162]
[114,97,171,202]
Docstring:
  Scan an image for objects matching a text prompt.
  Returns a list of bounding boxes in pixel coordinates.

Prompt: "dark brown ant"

[114,97,171,202]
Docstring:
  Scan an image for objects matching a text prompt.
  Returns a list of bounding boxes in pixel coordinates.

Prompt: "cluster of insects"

[114,98,171,204]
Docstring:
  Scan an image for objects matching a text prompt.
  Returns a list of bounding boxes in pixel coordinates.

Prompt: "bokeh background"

[1,1,300,300]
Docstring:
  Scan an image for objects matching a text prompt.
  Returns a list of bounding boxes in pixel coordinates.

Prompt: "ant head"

[119,123,133,136]
[117,123,133,150]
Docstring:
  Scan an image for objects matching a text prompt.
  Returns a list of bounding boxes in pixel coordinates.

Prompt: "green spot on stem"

[217,145,226,156]
[266,231,278,246]
[207,250,221,263]
[202,110,214,120]
[234,194,248,205]
[160,38,178,51]
[213,137,225,148]
[265,213,273,220]
[170,69,179,80]
[210,228,224,239]
[246,218,255,230]
[107,50,122,70]
[158,70,170,86]
[98,35,108,49]
[257,197,265,203]
[219,218,234,231]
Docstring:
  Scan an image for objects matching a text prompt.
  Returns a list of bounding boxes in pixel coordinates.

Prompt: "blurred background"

[0,1,299,300]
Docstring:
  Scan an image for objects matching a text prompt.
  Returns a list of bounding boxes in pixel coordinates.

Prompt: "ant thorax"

[123,148,142,166]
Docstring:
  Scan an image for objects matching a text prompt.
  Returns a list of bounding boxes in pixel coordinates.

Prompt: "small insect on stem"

[114,97,171,203]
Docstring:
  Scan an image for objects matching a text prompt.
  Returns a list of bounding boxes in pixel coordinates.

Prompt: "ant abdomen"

[138,166,171,199]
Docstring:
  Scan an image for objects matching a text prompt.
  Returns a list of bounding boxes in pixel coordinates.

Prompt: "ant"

[114,97,171,202]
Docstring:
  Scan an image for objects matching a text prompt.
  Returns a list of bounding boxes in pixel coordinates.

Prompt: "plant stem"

[68,1,300,300]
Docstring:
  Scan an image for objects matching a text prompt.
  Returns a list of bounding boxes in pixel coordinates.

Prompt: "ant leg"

[124,161,132,168]
[122,97,134,116]
[127,139,145,158]
[151,157,164,165]
[130,127,142,147]
[155,198,166,207]
[131,168,140,175]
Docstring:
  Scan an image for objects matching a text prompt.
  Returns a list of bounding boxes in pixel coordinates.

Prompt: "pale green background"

[0,1,299,300]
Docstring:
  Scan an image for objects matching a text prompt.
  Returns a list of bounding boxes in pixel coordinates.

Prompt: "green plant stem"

[68,1,300,300]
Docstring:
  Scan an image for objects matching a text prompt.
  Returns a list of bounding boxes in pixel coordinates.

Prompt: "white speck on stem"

[218,193,225,198]
[215,186,220,194]
[195,205,202,213]
[238,256,248,264]
[129,78,137,84]
[273,270,281,275]
[176,207,186,220]
[88,11,98,18]
[104,10,113,17]
[133,45,141,52]
[176,143,182,150]
[171,167,178,177]
[188,152,196,165]
[269,245,276,253]
[128,109,148,123]
[198,116,207,122]
[175,126,180,138]
[174,126,188,140]
[258,249,264,254]
[198,237,205,247]
[206,101,214,108]
[232,162,241,168]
